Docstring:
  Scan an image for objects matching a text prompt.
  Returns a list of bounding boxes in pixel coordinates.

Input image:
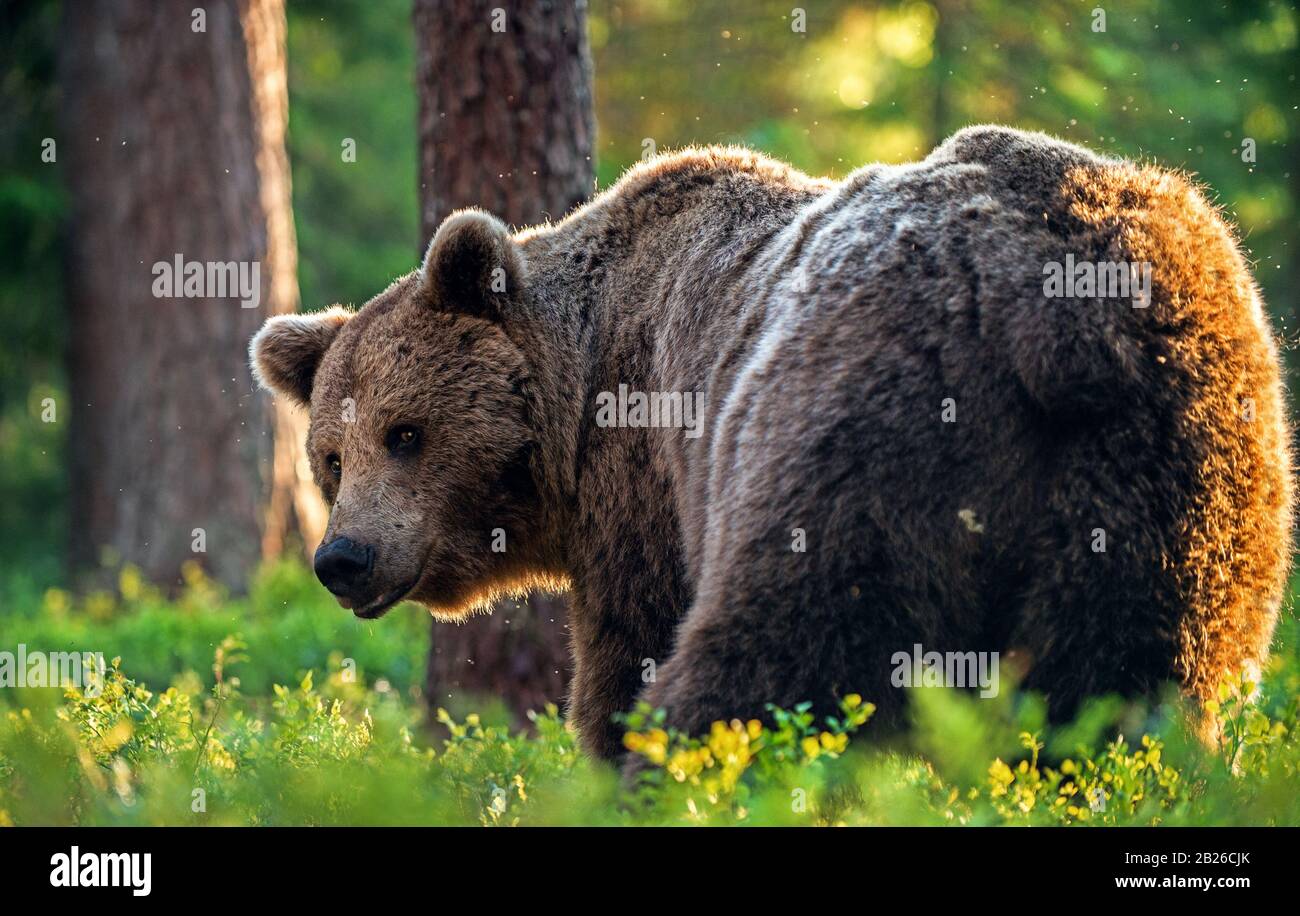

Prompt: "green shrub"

[0,561,1297,826]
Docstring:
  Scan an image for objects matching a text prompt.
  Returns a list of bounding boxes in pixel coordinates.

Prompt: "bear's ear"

[249,307,352,407]
[421,209,524,323]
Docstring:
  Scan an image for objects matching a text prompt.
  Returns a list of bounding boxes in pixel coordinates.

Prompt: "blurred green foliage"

[4,559,431,699]
[286,0,418,313]
[0,0,66,586]
[1,561,1298,825]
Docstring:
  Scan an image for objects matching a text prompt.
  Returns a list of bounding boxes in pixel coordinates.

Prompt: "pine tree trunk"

[61,0,321,592]
[243,0,329,560]
[412,0,594,722]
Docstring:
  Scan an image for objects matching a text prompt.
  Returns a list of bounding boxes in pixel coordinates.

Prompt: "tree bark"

[242,0,329,561]
[413,0,594,721]
[414,0,595,242]
[61,0,321,592]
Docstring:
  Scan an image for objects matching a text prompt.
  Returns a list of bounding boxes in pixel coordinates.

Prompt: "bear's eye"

[385,424,421,456]
[326,453,342,479]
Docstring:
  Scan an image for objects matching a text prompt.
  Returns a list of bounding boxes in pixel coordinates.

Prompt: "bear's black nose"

[314,536,375,598]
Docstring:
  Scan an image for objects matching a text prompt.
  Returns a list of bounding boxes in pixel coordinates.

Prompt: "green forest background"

[3,0,1297,587]
[2,0,1300,828]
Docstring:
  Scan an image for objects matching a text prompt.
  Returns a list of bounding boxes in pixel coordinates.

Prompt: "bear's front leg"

[566,592,679,761]
[626,571,915,781]
[633,628,768,748]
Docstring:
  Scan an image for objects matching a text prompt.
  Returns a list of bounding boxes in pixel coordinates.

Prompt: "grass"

[1,560,1298,826]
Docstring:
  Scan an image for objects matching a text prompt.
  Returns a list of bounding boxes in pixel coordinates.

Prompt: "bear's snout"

[314,536,375,603]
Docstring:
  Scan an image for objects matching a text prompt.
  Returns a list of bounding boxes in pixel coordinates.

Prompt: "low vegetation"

[1,562,1297,826]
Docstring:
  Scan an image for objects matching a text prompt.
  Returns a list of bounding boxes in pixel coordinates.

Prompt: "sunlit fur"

[254,126,1293,760]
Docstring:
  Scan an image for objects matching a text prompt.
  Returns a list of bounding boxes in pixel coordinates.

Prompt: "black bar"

[2,826,1288,899]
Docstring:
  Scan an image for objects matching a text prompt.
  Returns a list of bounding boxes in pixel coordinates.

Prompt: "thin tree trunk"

[61,0,320,592]
[243,0,329,560]
[413,0,594,721]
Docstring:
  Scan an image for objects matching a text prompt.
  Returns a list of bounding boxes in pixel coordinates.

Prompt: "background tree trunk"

[412,0,594,722]
[243,0,329,561]
[61,0,321,592]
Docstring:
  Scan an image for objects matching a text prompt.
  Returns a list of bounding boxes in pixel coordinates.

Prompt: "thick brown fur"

[252,126,1293,761]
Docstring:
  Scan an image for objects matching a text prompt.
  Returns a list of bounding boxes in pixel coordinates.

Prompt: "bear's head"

[250,210,553,620]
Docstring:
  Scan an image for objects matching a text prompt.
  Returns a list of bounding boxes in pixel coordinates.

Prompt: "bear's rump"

[684,133,1290,712]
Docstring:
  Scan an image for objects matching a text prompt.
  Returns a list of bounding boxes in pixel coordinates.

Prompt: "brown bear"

[252,126,1293,761]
